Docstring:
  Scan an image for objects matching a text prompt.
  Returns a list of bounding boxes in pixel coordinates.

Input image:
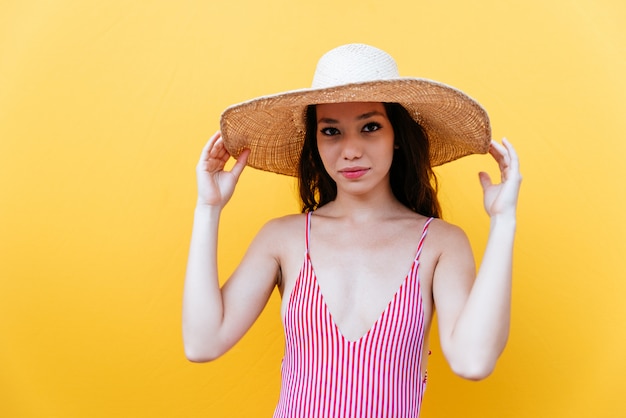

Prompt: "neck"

[321,184,409,222]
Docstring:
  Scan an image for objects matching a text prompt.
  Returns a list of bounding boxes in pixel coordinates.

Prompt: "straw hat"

[220,43,491,177]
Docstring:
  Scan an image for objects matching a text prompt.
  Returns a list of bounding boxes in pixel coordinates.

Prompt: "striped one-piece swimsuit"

[274,212,433,418]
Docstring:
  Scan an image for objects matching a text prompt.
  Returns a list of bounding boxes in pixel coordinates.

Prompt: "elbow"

[447,348,500,381]
[183,335,227,363]
[444,336,508,381]
[184,344,224,363]
[182,322,229,362]
[450,360,496,381]
[184,350,216,363]
[186,355,216,363]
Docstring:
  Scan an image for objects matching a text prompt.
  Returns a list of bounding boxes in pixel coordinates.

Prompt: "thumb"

[478,171,492,191]
[230,148,250,180]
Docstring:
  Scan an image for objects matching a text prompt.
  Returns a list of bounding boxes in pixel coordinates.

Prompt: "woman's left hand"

[479,138,522,218]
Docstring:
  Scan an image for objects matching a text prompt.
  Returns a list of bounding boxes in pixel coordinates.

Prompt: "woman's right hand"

[196,131,250,208]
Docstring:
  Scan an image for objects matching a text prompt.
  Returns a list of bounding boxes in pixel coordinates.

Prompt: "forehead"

[315,102,387,120]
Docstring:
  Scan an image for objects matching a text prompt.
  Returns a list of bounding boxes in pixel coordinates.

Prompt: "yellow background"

[1,0,625,417]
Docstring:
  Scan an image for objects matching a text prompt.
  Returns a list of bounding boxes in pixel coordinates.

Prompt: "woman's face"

[315,102,395,195]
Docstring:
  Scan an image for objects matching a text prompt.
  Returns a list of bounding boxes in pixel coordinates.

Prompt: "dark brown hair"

[298,103,441,217]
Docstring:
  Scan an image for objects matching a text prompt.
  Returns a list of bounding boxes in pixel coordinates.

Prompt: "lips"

[339,167,369,179]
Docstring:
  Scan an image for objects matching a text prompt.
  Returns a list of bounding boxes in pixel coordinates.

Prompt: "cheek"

[374,140,396,163]
[316,141,337,163]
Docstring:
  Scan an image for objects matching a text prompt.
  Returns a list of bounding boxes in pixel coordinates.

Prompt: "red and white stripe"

[274,213,433,418]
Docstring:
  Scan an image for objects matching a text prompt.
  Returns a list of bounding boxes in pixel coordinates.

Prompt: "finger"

[489,141,512,181]
[489,140,509,165]
[209,136,229,160]
[478,171,493,191]
[501,138,521,172]
[499,139,522,186]
[230,148,250,179]
[200,131,222,163]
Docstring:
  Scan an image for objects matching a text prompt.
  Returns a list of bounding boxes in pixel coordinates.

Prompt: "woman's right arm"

[182,132,279,362]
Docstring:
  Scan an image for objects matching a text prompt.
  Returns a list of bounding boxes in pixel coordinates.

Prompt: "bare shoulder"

[426,218,472,252]
[258,213,306,239]
[253,213,306,256]
[256,213,308,291]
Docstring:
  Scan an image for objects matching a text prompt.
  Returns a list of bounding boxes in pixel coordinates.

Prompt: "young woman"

[183,44,521,417]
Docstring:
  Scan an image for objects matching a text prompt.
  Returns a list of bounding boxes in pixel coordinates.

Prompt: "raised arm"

[182,132,279,362]
[433,138,522,380]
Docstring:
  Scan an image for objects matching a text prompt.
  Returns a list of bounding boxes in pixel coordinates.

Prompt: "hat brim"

[220,78,491,177]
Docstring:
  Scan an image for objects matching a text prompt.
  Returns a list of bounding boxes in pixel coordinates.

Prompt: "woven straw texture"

[220,44,491,177]
[221,78,490,177]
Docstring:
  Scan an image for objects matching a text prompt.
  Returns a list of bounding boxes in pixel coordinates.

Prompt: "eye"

[362,122,382,132]
[320,127,340,136]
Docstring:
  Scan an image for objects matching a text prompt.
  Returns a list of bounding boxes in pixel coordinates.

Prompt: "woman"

[183,44,521,417]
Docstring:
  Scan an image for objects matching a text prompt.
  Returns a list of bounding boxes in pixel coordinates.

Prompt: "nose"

[341,133,363,160]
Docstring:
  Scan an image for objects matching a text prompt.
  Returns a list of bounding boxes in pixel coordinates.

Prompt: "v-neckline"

[307,251,420,344]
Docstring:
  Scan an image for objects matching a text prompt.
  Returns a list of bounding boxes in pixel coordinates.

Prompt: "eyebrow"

[318,110,385,124]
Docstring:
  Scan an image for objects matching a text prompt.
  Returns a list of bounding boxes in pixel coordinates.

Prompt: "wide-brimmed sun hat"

[220,43,491,177]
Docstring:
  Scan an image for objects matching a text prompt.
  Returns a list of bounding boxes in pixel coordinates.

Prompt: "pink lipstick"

[339,167,369,179]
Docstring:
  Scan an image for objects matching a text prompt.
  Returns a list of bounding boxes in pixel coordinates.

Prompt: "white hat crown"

[311,44,400,89]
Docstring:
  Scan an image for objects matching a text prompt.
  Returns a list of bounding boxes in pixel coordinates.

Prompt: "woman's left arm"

[434,138,522,380]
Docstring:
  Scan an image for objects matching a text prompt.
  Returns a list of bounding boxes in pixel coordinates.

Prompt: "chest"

[313,233,416,301]
[282,217,436,342]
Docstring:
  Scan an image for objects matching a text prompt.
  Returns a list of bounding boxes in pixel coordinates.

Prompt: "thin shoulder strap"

[305,211,312,254]
[415,217,434,261]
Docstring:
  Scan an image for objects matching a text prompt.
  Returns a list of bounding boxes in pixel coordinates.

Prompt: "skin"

[182,101,522,381]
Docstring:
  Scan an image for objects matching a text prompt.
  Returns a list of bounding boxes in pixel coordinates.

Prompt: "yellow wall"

[1,1,624,416]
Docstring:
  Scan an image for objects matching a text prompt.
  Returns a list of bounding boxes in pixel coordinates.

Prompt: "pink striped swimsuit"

[274,212,433,418]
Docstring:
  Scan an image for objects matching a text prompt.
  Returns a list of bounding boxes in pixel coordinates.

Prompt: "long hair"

[298,103,441,218]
